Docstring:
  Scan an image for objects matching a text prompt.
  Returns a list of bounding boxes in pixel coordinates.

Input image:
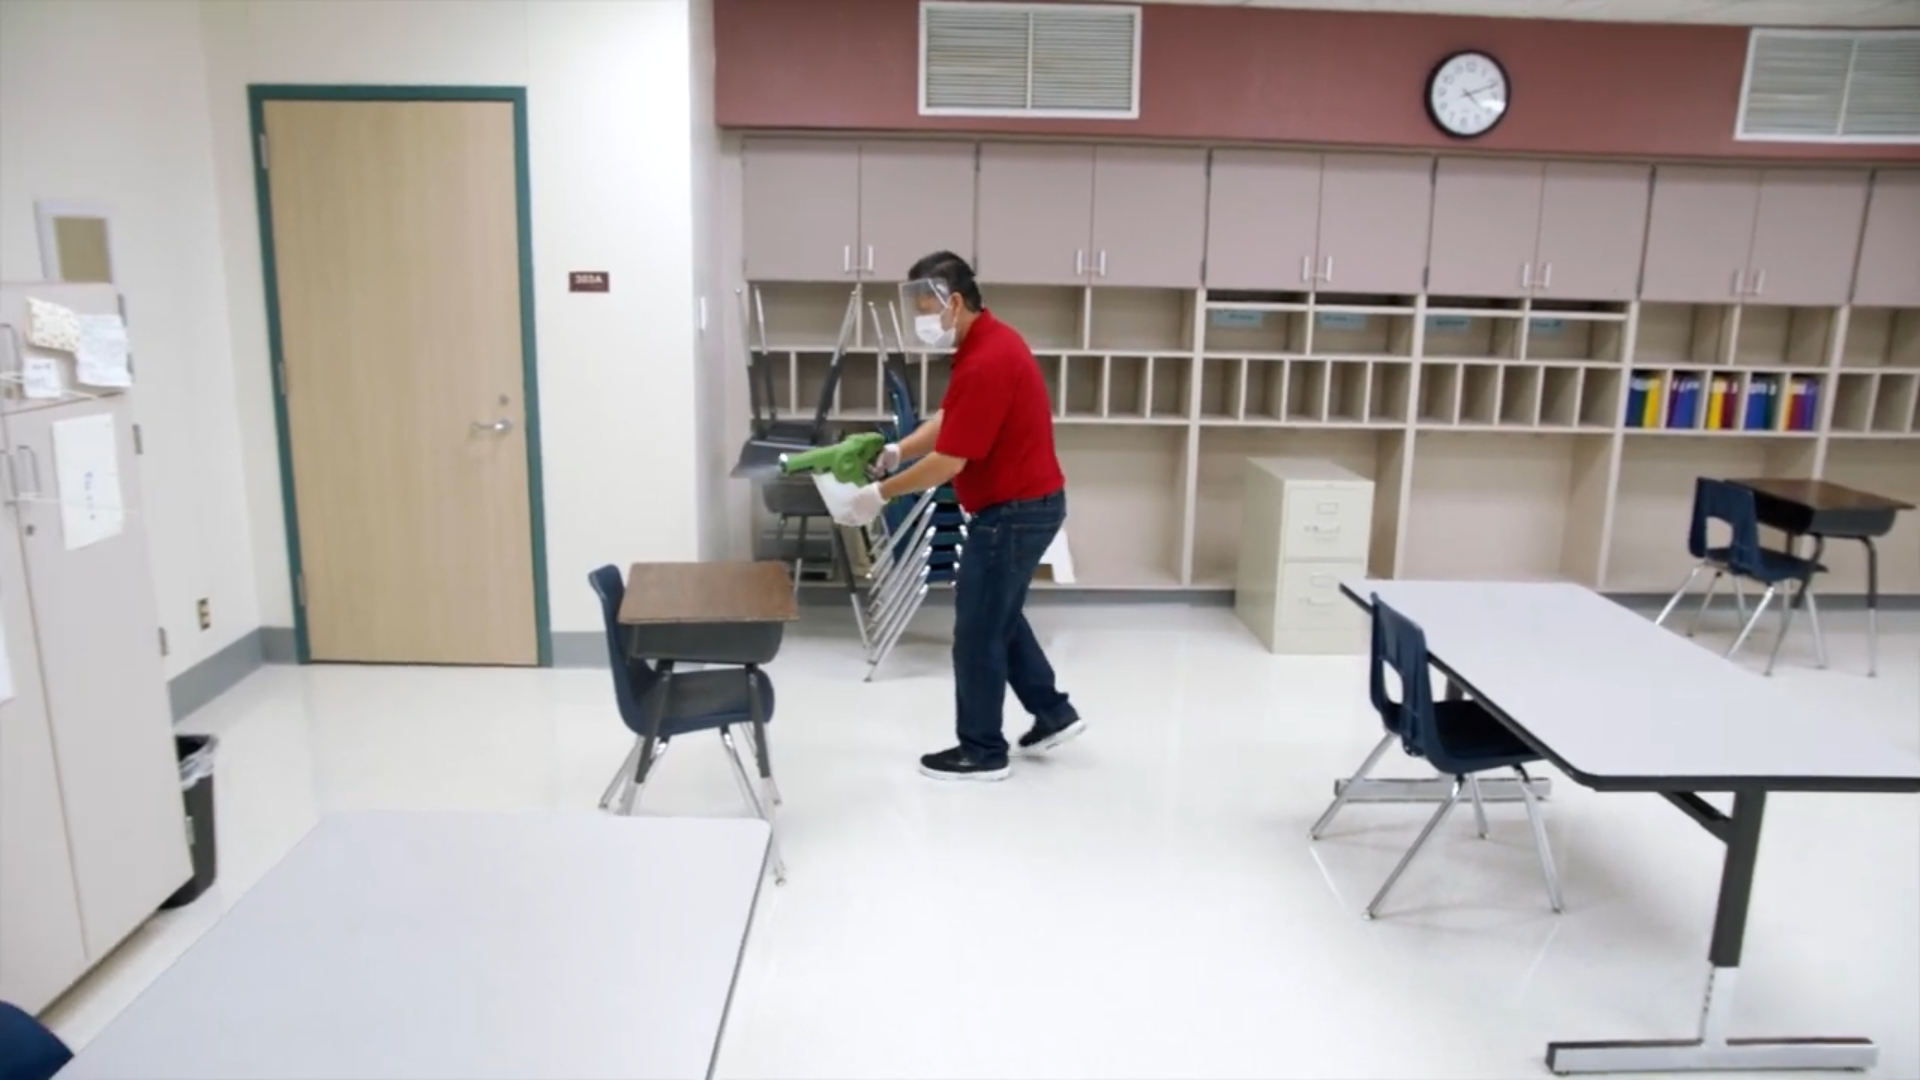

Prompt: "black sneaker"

[919,746,1010,781]
[1018,715,1086,754]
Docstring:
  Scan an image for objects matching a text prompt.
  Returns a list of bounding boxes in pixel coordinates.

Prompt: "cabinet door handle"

[865,246,875,274]
[0,449,14,504]
[1075,250,1085,276]
[1096,250,1108,277]
[1306,523,1341,535]
[1301,255,1312,283]
[1540,262,1552,289]
[1304,597,1337,607]
[843,246,852,274]
[1322,256,1334,283]
[1521,262,1533,289]
[1750,268,1765,297]
[16,445,41,496]
[1731,269,1745,297]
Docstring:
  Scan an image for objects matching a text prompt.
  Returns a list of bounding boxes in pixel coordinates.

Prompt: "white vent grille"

[921,2,1141,119]
[1739,29,1920,143]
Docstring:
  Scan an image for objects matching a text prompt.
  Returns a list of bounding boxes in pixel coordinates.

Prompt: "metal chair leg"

[1803,586,1828,670]
[720,727,788,884]
[1515,765,1563,914]
[1310,732,1397,840]
[1684,570,1723,638]
[1468,774,1489,839]
[1654,564,1705,627]
[617,738,668,817]
[1365,778,1463,920]
[599,737,645,811]
[1725,585,1776,659]
[1763,580,1803,677]
[1731,576,1749,622]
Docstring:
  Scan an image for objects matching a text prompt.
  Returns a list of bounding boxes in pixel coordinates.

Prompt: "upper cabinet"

[1851,170,1920,309]
[743,138,978,282]
[976,143,1207,288]
[1427,159,1649,301]
[1206,151,1431,295]
[1642,166,1869,306]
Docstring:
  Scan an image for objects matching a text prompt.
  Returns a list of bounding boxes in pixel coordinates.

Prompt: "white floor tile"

[41,603,1920,1079]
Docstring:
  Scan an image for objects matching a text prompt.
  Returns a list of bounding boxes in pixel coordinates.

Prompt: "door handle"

[865,246,875,274]
[842,246,853,274]
[1749,268,1765,297]
[1540,262,1552,289]
[1522,262,1533,289]
[1731,269,1745,297]
[0,449,14,505]
[16,446,42,496]
[1322,256,1334,283]
[471,419,515,435]
[1301,255,1312,283]
[1096,250,1108,277]
[1075,250,1085,277]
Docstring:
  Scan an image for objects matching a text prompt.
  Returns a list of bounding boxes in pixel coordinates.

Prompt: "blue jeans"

[952,490,1075,761]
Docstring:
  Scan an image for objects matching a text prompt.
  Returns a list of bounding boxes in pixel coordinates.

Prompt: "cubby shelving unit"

[743,277,1919,593]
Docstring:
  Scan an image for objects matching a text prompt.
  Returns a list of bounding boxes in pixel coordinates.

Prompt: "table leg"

[1862,537,1881,678]
[1546,791,1878,1074]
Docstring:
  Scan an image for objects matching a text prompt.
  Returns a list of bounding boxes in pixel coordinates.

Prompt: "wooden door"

[1641,166,1762,304]
[1745,169,1871,306]
[0,498,87,1013]
[6,397,190,958]
[1090,146,1208,289]
[1315,153,1434,296]
[1426,158,1543,298]
[1853,171,1920,308]
[857,141,976,280]
[743,138,861,282]
[975,143,1095,286]
[264,100,538,665]
[1533,162,1651,302]
[1205,150,1322,291]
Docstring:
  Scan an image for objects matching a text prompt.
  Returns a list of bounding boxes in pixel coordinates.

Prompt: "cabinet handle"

[1097,250,1108,277]
[1075,250,1085,276]
[1322,256,1334,283]
[16,445,41,496]
[1301,255,1312,283]
[1521,262,1533,289]
[1304,597,1337,607]
[1316,502,1341,513]
[1750,268,1765,297]
[865,246,875,274]
[1306,523,1341,535]
[843,246,852,274]
[1540,262,1552,289]
[1310,573,1335,586]
[1731,269,1745,297]
[0,449,14,504]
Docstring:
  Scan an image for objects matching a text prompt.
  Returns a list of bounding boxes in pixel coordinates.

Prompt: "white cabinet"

[1235,458,1373,655]
[0,282,189,1013]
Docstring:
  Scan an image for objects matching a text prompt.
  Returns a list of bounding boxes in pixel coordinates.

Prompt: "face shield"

[899,278,957,351]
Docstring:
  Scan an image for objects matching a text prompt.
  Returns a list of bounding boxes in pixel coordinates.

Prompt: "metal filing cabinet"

[1235,458,1374,654]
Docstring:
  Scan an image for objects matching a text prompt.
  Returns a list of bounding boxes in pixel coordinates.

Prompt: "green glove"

[779,432,887,486]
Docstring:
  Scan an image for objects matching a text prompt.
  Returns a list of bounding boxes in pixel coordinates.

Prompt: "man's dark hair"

[906,250,984,312]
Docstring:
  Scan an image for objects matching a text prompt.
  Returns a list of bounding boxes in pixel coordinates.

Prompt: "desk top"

[1342,579,1920,794]
[1730,478,1916,513]
[60,812,771,1080]
[620,561,799,625]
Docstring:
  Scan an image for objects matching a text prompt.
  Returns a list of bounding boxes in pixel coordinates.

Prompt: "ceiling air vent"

[920,2,1141,119]
[1738,29,1920,143]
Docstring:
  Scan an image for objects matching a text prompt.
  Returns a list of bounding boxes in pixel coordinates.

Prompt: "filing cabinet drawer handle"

[1309,574,1335,586]
[1302,597,1337,607]
[1306,523,1342,535]
[1316,502,1341,513]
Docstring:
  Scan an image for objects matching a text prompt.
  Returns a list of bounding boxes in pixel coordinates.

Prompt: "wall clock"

[1426,50,1510,139]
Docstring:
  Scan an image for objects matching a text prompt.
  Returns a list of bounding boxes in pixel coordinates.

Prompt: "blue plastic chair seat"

[1702,545,1824,585]
[1422,700,1538,774]
[1373,596,1543,780]
[0,1002,71,1080]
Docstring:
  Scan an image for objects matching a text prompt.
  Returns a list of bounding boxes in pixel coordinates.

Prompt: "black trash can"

[160,735,218,910]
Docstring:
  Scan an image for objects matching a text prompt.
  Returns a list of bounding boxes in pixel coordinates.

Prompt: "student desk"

[57,812,772,1080]
[1339,579,1920,1075]
[1729,478,1914,676]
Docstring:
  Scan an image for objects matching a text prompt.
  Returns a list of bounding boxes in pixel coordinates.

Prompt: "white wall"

[203,0,707,635]
[0,0,258,679]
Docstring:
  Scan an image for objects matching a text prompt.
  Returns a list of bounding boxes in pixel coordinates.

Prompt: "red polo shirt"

[934,309,1065,513]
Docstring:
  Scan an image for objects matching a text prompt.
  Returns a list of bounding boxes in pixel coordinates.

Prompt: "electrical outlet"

[197,598,211,631]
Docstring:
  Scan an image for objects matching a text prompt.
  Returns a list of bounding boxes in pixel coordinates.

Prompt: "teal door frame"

[247,85,552,667]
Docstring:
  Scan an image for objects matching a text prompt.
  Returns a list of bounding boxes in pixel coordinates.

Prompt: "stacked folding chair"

[852,303,966,681]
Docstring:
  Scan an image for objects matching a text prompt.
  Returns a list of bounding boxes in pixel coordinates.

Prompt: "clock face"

[1426,51,1509,138]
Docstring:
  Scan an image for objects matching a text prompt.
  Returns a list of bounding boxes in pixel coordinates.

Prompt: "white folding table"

[58,811,772,1080]
[1338,579,1920,1076]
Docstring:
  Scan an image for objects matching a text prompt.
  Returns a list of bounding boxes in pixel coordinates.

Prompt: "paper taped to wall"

[77,313,132,388]
[52,412,125,550]
[22,356,63,400]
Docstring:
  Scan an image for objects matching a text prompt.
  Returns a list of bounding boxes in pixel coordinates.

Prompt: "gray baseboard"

[553,632,608,668]
[260,626,299,663]
[168,629,266,723]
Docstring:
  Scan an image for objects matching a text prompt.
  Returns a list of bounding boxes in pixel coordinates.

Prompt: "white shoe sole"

[919,762,1010,781]
[1021,718,1086,755]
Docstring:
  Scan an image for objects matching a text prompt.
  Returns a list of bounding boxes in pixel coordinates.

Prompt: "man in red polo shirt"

[842,251,1083,780]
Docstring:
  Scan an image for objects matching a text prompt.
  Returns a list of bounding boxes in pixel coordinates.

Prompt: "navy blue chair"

[1653,477,1826,675]
[0,1002,70,1080]
[1319,596,1564,920]
[588,566,785,877]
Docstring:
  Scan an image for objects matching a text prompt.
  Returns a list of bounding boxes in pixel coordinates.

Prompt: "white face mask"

[914,311,955,350]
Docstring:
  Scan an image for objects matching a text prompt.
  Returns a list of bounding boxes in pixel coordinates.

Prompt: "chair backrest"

[884,365,920,442]
[1369,594,1436,760]
[1686,477,1765,574]
[0,1002,71,1080]
[587,566,661,734]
